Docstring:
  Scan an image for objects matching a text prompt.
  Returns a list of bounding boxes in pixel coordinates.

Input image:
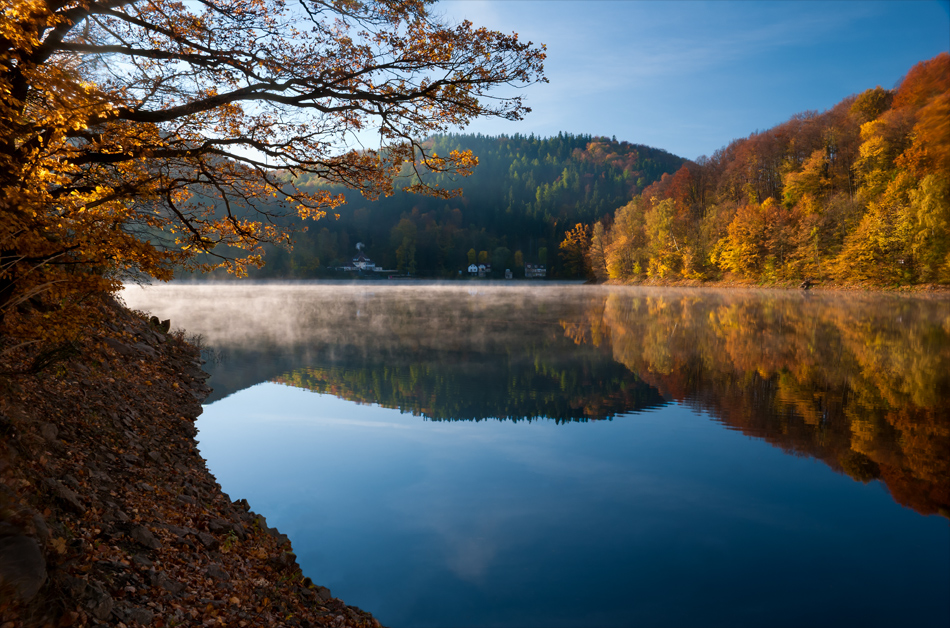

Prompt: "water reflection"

[583,289,950,518]
[121,283,950,518]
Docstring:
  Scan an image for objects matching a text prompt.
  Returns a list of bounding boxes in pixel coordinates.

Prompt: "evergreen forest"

[191,133,686,278]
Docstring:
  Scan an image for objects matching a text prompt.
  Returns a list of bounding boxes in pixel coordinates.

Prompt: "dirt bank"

[0,300,381,627]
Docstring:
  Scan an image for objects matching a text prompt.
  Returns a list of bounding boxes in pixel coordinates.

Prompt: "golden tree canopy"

[0,0,546,348]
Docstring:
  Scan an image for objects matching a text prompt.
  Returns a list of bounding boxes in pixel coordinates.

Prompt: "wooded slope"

[568,54,949,286]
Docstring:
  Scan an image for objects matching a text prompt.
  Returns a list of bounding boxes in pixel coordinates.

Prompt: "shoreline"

[601,277,950,296]
[160,275,950,295]
[0,300,381,627]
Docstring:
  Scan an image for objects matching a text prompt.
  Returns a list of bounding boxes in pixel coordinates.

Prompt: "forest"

[194,54,949,286]
[564,53,949,287]
[189,133,686,279]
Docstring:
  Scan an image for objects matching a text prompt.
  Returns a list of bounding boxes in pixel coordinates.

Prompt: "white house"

[352,251,375,271]
[468,263,478,275]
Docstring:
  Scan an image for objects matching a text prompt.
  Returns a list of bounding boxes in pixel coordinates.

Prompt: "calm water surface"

[121,283,950,628]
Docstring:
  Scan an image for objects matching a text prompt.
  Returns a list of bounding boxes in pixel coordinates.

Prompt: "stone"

[39,422,59,442]
[132,555,153,568]
[205,564,230,581]
[207,519,229,533]
[102,337,137,357]
[150,571,185,595]
[314,586,332,604]
[274,551,297,570]
[196,532,219,550]
[48,479,85,514]
[31,512,50,545]
[103,507,130,523]
[85,584,114,621]
[163,525,190,537]
[127,607,154,626]
[0,535,47,602]
[132,343,158,358]
[129,526,162,550]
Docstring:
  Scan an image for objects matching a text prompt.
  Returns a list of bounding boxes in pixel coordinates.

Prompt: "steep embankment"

[0,301,380,627]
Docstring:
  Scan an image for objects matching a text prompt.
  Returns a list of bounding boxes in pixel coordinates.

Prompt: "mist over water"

[121,282,950,627]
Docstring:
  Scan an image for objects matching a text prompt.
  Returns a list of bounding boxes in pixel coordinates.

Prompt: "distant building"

[505,269,513,279]
[342,243,378,272]
[525,264,546,278]
[478,263,491,278]
[351,251,375,271]
[468,263,478,275]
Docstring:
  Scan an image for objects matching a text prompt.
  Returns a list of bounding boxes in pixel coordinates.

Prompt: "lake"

[121,282,950,628]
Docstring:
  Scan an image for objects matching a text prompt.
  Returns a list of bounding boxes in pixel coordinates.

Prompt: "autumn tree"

[0,0,546,351]
[559,223,591,279]
[588,221,609,281]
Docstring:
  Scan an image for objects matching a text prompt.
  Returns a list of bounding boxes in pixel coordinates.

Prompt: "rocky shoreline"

[0,300,381,627]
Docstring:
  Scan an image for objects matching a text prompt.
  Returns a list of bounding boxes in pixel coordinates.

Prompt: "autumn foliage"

[563,290,950,517]
[0,0,545,356]
[564,54,950,286]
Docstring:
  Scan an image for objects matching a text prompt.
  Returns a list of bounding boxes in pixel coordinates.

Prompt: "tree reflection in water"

[270,288,949,518]
[122,283,949,517]
[582,289,950,518]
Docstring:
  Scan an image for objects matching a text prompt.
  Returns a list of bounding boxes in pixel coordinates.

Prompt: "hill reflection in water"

[122,282,950,517]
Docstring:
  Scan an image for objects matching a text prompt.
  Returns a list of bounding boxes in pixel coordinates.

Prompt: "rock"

[314,586,332,604]
[127,607,154,626]
[129,526,162,550]
[196,532,219,550]
[150,570,185,595]
[208,519,229,533]
[132,342,158,358]
[205,564,230,581]
[103,507,130,523]
[31,512,50,545]
[85,584,114,621]
[163,525,191,537]
[102,337,137,357]
[59,573,88,598]
[39,422,59,442]
[176,494,196,505]
[47,479,85,514]
[268,552,297,571]
[0,535,47,602]
[132,554,153,568]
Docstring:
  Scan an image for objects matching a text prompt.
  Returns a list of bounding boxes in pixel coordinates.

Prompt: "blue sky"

[436,0,950,160]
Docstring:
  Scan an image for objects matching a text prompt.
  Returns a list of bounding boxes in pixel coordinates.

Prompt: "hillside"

[574,53,950,287]
[189,134,686,279]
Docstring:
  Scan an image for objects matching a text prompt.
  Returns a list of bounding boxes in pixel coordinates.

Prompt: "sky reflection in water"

[121,283,950,627]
